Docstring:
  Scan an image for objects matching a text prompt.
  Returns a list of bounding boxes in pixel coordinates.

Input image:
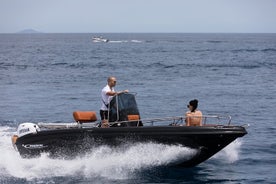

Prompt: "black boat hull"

[15,125,247,167]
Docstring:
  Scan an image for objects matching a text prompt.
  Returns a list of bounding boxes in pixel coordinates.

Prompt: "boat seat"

[127,114,143,126]
[127,115,140,121]
[73,111,97,123]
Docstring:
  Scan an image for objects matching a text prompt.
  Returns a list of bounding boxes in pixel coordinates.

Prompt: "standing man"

[100,76,128,125]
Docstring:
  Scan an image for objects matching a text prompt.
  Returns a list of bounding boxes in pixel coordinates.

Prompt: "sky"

[0,0,276,33]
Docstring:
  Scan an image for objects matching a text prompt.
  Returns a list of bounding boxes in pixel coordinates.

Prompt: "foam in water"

[108,39,143,43]
[0,126,197,180]
[212,140,242,163]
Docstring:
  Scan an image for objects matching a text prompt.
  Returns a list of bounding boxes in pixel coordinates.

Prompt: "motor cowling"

[17,123,40,137]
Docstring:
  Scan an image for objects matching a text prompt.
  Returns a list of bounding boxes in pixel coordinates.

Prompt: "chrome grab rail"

[109,115,232,127]
[37,115,232,129]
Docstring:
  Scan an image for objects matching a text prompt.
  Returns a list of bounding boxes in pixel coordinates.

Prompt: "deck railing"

[37,115,232,129]
[108,114,232,127]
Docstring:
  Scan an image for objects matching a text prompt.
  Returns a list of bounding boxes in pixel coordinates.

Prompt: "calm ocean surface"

[0,33,275,183]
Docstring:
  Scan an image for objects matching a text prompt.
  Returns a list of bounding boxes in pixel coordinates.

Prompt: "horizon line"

[1,32,276,34]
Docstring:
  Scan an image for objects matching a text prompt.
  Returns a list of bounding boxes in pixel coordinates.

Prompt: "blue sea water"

[0,33,275,183]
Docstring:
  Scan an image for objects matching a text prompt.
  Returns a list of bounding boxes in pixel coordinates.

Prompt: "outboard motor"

[17,123,40,137]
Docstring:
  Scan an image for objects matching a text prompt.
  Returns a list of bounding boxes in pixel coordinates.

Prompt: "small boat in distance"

[92,36,109,43]
[11,93,247,167]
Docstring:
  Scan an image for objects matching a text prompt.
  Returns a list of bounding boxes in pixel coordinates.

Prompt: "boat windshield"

[108,93,140,122]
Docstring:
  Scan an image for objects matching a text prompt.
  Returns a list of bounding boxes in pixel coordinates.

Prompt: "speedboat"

[11,93,247,167]
[92,36,109,43]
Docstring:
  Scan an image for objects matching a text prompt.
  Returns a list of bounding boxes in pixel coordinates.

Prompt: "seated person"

[185,99,202,126]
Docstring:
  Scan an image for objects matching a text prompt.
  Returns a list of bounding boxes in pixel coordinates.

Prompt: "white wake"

[0,126,196,180]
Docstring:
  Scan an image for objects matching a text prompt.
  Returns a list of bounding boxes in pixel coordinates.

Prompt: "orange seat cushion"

[128,115,140,121]
[73,111,97,123]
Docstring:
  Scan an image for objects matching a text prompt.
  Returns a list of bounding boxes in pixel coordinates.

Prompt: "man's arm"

[106,90,129,96]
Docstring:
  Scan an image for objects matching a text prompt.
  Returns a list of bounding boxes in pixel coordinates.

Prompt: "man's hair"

[107,76,115,82]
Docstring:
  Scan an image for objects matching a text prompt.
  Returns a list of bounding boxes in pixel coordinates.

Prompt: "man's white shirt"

[100,85,115,110]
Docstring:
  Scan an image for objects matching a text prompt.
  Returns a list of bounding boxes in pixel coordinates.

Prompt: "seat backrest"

[127,114,140,121]
[73,111,97,123]
[127,114,143,127]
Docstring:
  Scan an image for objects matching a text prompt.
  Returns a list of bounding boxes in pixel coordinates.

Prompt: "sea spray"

[0,126,197,180]
[212,140,242,163]
[80,143,197,179]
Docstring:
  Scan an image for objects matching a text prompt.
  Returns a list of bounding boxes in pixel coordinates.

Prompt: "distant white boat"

[92,36,109,43]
